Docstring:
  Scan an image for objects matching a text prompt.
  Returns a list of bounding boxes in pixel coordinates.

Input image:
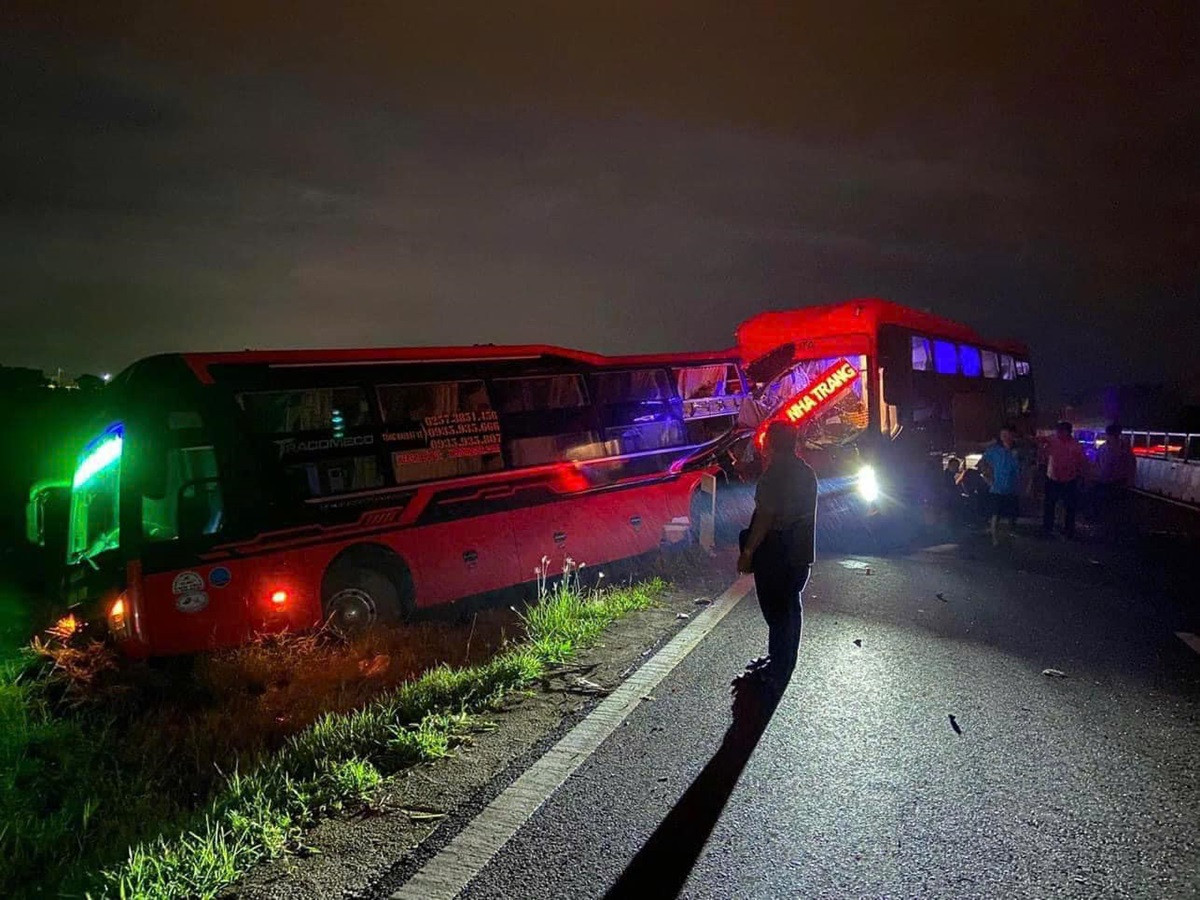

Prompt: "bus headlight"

[857,465,880,503]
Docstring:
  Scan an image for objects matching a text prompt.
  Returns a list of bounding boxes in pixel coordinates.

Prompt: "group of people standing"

[973,421,1137,545]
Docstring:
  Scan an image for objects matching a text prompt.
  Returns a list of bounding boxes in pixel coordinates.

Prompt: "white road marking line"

[1175,632,1200,655]
[391,575,756,900]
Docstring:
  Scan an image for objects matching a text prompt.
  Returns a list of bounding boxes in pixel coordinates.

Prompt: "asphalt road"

[417,527,1200,899]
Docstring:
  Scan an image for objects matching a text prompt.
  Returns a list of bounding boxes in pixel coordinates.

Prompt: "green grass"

[0,576,663,899]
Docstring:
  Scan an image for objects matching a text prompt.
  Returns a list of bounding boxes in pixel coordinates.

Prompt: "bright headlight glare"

[857,465,880,502]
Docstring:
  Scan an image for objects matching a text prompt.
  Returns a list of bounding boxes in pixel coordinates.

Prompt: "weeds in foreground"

[0,573,662,899]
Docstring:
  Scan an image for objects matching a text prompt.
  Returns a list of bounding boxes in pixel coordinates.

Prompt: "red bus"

[61,345,734,657]
[733,297,1035,507]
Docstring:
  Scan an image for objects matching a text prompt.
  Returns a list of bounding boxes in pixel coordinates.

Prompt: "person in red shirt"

[1043,421,1088,538]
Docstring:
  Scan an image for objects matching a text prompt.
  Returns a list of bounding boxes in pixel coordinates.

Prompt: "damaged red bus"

[735,297,1035,509]
[62,345,732,657]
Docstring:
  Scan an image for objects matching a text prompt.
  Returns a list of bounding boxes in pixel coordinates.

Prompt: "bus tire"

[321,547,413,636]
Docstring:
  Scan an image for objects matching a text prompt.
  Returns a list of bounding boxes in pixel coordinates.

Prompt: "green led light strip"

[73,434,123,487]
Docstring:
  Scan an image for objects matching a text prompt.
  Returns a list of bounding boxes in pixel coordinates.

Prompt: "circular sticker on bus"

[175,591,209,613]
[171,571,204,595]
[208,567,232,588]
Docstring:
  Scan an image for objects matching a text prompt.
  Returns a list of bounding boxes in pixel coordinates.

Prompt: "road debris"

[936,592,947,602]
[1042,668,1069,678]
[693,597,711,605]
[853,639,862,648]
[567,677,612,695]
[401,808,447,822]
[948,714,963,735]
[676,612,690,620]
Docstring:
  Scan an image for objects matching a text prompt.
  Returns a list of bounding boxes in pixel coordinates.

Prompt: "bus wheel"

[322,554,411,636]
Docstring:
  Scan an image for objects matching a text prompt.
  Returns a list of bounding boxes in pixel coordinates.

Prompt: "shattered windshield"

[756,355,869,448]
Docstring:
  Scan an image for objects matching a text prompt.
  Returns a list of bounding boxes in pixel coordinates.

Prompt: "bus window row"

[234,370,692,499]
[910,336,1030,380]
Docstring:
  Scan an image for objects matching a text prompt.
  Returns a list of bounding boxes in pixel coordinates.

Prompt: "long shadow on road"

[604,677,780,900]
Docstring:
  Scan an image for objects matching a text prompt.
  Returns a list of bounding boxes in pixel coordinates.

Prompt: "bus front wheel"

[322,552,412,636]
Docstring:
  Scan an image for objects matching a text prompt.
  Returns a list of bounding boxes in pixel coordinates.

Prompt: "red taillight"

[270,590,288,606]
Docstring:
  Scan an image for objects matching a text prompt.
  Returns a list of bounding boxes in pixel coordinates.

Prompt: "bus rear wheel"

[322,556,411,637]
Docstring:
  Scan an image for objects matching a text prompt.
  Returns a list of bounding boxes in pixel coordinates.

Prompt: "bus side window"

[143,446,225,542]
[676,364,741,400]
[591,369,685,454]
[933,340,958,375]
[238,386,383,498]
[958,345,982,377]
[240,386,371,433]
[981,350,999,378]
[911,336,932,371]
[379,380,504,484]
[999,355,1016,380]
[490,374,602,467]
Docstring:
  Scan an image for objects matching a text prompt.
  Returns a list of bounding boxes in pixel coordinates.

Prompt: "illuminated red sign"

[755,358,861,446]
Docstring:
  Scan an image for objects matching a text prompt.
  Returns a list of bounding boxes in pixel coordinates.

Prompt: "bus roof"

[737,297,1029,362]
[179,344,741,384]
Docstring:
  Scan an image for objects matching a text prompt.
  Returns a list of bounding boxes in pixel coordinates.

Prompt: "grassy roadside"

[1,573,664,898]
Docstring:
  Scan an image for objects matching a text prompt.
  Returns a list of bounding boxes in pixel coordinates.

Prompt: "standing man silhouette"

[738,421,818,698]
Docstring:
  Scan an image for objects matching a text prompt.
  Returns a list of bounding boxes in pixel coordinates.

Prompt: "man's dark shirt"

[753,453,819,567]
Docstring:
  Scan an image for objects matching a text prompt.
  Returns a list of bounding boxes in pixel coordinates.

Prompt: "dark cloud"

[1,3,1197,404]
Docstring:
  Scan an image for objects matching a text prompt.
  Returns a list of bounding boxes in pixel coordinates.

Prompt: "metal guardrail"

[1123,430,1200,506]
[1123,430,1200,463]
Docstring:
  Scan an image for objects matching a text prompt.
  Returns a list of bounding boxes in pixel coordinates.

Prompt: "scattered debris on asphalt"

[948,714,963,735]
[640,695,656,702]
[401,808,447,822]
[1042,668,1069,678]
[569,677,612,695]
[936,592,947,602]
[693,597,711,605]
[864,567,873,575]
[853,639,863,648]
[676,612,690,620]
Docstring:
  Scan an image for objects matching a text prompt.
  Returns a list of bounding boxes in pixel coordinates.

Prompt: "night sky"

[2,3,1197,406]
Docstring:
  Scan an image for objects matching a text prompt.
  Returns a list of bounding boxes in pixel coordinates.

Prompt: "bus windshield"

[757,354,869,448]
[68,425,123,562]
